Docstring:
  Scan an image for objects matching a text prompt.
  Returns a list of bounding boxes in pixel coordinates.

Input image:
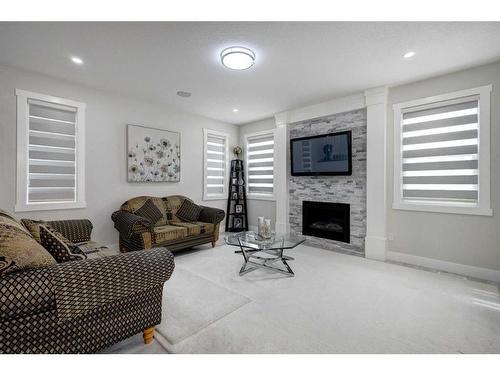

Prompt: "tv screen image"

[290,131,352,176]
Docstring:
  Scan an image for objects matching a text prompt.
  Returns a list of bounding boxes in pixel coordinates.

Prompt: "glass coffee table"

[225,231,305,277]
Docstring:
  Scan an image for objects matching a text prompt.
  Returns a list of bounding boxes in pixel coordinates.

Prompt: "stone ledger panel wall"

[289,108,367,255]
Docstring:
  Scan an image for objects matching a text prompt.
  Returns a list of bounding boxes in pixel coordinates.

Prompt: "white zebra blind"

[28,99,77,203]
[246,132,274,196]
[401,97,479,204]
[205,132,227,197]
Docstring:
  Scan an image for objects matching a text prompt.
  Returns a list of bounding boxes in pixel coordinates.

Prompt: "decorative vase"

[257,217,265,237]
[233,146,242,159]
[264,219,272,238]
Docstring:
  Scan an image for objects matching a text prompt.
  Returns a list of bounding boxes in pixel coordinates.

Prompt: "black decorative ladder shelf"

[226,159,248,232]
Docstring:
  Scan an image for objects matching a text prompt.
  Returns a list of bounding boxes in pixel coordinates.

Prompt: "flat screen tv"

[290,130,352,176]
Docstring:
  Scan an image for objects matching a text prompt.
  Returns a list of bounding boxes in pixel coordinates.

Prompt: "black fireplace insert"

[302,201,350,243]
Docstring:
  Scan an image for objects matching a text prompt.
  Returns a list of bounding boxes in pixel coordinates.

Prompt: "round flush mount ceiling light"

[71,56,84,65]
[403,51,416,59]
[232,108,239,113]
[221,46,255,70]
[176,91,192,98]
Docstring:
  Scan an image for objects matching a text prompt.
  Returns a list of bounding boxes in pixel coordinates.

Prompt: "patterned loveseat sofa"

[112,195,225,253]
[0,210,175,354]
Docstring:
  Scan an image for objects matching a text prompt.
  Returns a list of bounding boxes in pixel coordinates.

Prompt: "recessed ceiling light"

[221,46,255,70]
[403,51,416,59]
[176,91,192,98]
[71,56,84,65]
[232,108,239,113]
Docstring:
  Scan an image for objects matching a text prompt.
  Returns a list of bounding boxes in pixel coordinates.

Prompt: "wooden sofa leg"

[212,225,220,248]
[143,327,155,344]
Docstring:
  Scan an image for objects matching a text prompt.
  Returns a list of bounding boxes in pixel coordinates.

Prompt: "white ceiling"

[0,22,499,125]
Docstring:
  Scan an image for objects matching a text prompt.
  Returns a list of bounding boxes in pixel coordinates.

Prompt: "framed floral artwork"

[127,124,181,182]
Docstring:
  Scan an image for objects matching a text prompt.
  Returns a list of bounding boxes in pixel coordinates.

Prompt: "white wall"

[0,64,239,246]
[387,60,500,271]
[238,117,277,229]
[3,58,499,275]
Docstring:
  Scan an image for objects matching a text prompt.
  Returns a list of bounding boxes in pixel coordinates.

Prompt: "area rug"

[154,244,500,353]
[156,266,251,344]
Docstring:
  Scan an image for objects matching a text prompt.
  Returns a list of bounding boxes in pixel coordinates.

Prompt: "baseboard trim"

[386,251,500,284]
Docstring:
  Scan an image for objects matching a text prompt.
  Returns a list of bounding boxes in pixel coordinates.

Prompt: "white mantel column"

[364,87,388,261]
[274,112,290,233]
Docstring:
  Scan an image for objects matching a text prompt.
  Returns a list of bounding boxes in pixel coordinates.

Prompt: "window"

[393,85,492,216]
[203,129,229,200]
[15,90,86,212]
[245,130,275,200]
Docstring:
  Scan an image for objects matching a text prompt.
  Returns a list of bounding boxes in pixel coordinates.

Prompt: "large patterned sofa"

[0,211,175,354]
[112,195,225,253]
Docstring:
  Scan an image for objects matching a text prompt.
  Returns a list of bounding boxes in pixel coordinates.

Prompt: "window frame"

[392,85,492,216]
[244,129,276,201]
[202,128,229,201]
[15,89,86,212]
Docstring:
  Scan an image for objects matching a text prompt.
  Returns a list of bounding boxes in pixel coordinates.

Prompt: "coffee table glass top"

[225,231,305,251]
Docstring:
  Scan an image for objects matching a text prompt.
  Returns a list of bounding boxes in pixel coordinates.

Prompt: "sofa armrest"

[46,219,93,243]
[199,206,225,225]
[50,247,174,321]
[0,267,55,322]
[111,210,152,239]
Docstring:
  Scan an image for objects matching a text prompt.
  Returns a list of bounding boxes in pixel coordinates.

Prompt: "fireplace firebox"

[302,201,350,243]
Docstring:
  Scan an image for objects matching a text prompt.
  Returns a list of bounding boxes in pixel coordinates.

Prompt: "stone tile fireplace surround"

[289,108,367,255]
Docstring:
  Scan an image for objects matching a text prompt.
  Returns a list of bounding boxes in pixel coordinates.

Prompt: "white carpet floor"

[108,242,500,354]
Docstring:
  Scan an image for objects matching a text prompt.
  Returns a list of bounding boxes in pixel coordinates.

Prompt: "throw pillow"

[21,218,47,243]
[134,199,163,225]
[123,196,168,225]
[176,199,202,223]
[0,214,56,276]
[39,224,87,263]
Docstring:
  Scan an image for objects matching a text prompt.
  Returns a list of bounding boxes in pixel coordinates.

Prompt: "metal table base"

[235,243,295,277]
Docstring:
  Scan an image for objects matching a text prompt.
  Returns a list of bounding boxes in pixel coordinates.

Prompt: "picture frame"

[235,204,243,214]
[127,124,181,182]
[233,217,243,228]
